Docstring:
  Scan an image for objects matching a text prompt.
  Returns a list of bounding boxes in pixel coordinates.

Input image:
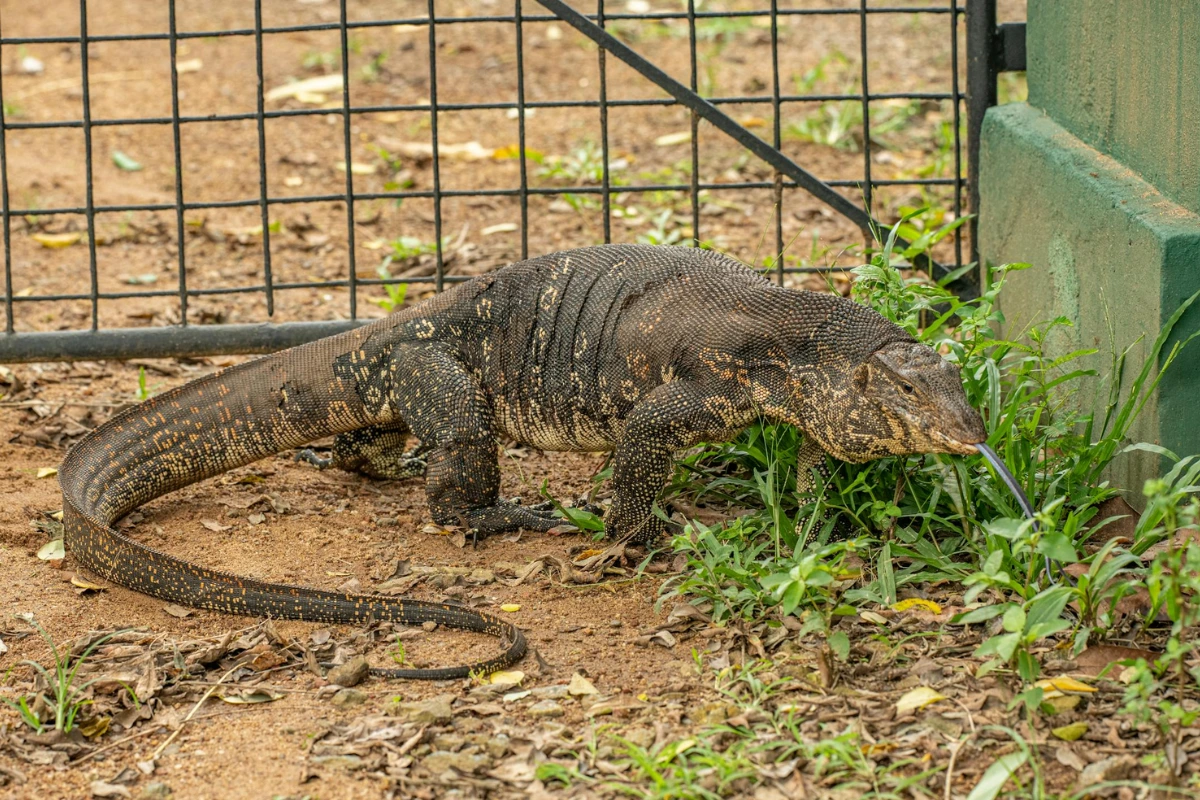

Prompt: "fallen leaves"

[218,689,285,705]
[895,686,946,714]
[35,467,58,479]
[36,539,64,561]
[499,603,521,612]
[567,673,598,696]
[1075,644,1160,676]
[891,597,943,615]
[265,74,343,103]
[1052,721,1089,741]
[488,670,525,687]
[654,131,691,147]
[70,575,107,594]
[31,232,82,249]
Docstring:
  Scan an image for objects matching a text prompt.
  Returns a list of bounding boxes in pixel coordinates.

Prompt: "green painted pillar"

[978,0,1200,497]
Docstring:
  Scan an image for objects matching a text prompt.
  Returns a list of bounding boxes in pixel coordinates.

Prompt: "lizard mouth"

[933,431,983,455]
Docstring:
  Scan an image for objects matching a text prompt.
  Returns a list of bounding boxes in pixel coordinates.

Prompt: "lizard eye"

[901,382,914,395]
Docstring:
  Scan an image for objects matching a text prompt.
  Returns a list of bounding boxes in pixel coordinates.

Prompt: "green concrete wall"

[981,105,1200,494]
[1027,0,1200,215]
[979,1,1200,496]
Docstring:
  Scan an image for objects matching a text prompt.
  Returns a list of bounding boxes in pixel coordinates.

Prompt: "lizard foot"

[439,499,564,543]
[295,448,332,469]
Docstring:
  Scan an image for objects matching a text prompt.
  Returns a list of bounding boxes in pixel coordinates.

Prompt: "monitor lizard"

[58,244,986,679]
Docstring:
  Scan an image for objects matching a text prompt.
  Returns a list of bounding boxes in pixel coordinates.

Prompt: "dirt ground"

[7,3,1177,800]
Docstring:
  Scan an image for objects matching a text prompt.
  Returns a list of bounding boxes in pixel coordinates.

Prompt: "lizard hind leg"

[389,343,562,538]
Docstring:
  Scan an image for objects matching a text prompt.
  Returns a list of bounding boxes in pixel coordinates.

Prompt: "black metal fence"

[0,0,1024,363]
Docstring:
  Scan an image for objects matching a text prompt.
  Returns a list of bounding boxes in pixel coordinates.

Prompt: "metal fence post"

[966,0,998,275]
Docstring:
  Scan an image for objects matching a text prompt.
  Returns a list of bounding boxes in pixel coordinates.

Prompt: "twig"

[944,731,979,800]
[149,663,239,761]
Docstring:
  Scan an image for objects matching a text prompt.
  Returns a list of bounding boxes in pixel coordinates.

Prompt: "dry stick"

[149,663,241,761]
[943,730,979,800]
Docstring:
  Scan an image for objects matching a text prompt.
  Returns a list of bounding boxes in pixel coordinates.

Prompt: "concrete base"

[979,103,1200,498]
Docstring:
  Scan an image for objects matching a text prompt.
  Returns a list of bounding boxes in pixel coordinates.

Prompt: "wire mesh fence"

[0,1,1019,362]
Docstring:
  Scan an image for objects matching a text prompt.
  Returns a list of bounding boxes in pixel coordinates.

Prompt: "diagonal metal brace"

[536,0,946,278]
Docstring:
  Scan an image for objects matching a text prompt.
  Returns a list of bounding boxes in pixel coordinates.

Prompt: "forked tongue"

[975,442,1058,583]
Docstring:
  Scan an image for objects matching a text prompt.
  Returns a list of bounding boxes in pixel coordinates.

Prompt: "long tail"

[58,321,525,680]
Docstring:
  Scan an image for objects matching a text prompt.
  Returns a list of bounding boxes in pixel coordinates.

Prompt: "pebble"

[486,733,511,759]
[327,657,370,687]
[531,684,570,700]
[139,784,172,799]
[388,694,454,724]
[526,699,565,718]
[330,688,368,707]
[422,750,492,774]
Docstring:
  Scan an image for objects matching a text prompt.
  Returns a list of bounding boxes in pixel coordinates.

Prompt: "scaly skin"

[59,244,986,679]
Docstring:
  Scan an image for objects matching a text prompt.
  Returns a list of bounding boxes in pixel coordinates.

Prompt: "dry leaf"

[489,670,525,686]
[654,131,692,146]
[71,575,107,593]
[1052,722,1088,741]
[335,161,377,175]
[500,603,521,612]
[378,139,493,162]
[895,686,946,714]
[567,673,598,696]
[1075,644,1159,676]
[89,780,130,799]
[36,467,58,479]
[1035,676,1097,694]
[37,539,64,561]
[265,74,343,102]
[891,598,942,615]
[200,519,231,532]
[32,232,82,249]
[175,58,203,74]
[219,689,284,704]
[163,603,193,618]
[481,223,518,236]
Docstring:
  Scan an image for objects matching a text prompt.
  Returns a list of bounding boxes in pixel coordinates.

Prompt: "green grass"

[651,211,1200,794]
[3,621,125,734]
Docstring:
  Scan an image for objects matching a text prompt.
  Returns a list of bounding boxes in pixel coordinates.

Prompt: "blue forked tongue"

[975,442,1059,584]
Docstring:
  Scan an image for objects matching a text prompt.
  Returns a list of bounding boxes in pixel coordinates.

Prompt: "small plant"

[1120,465,1200,776]
[301,49,338,73]
[637,209,684,247]
[2,621,122,734]
[388,640,407,666]
[372,262,409,313]
[135,365,163,401]
[387,236,442,262]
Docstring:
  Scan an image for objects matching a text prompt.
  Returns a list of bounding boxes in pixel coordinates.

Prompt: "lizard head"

[784,340,987,463]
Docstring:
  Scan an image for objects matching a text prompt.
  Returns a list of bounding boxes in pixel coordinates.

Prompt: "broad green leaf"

[966,750,1028,800]
[1002,605,1026,634]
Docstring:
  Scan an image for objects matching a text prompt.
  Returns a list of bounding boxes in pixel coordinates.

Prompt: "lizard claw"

[295,448,332,469]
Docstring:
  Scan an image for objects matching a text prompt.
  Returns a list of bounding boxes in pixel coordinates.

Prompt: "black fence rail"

[0,0,1024,363]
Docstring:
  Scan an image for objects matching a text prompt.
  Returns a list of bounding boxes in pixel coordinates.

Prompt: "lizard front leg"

[389,344,560,537]
[607,381,751,543]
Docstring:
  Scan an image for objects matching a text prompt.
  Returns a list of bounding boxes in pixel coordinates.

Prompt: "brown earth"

[6,3,1178,800]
